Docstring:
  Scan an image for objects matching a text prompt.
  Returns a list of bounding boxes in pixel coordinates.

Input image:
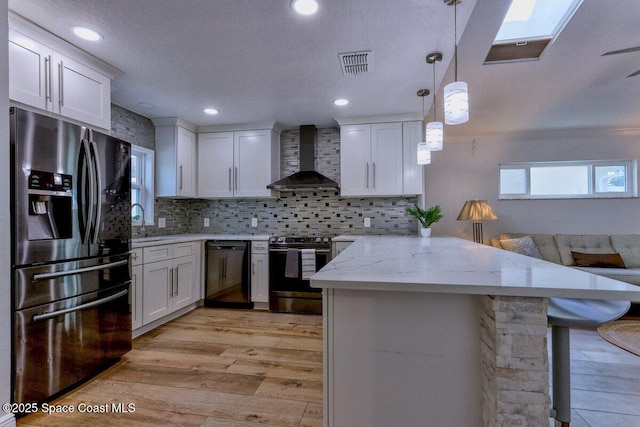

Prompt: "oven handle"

[32,258,129,281]
[31,287,129,322]
[269,248,331,254]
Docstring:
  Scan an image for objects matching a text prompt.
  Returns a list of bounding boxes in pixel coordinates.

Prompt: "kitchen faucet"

[131,203,146,235]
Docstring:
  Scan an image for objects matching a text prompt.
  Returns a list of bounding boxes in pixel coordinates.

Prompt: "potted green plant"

[405,204,443,237]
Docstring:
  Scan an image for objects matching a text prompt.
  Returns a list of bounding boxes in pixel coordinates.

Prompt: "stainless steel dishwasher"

[205,241,252,308]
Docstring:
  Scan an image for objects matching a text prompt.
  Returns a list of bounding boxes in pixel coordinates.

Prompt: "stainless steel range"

[269,236,331,315]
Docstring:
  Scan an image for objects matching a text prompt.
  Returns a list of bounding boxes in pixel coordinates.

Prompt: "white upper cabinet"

[340,122,404,196]
[402,121,424,196]
[198,127,280,199]
[154,119,198,198]
[8,16,117,131]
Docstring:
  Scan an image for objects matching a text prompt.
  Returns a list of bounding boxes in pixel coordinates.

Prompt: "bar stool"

[548,297,631,427]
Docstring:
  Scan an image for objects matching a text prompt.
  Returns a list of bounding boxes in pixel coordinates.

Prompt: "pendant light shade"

[425,121,443,150]
[417,142,431,165]
[444,81,469,125]
[444,0,469,125]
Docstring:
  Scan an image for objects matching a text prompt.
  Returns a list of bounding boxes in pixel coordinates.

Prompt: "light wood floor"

[18,308,323,427]
[16,308,640,427]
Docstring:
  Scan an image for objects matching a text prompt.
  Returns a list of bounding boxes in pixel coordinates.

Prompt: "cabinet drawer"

[251,240,269,254]
[131,248,143,266]
[173,241,199,258]
[143,244,173,263]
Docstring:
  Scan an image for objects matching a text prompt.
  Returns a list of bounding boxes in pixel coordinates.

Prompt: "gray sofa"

[490,234,640,286]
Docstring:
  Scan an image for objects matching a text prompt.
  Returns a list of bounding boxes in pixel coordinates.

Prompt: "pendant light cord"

[454,1,458,82]
[432,62,437,121]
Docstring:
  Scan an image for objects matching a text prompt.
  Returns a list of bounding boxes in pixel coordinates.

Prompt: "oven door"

[269,247,330,314]
[13,284,131,404]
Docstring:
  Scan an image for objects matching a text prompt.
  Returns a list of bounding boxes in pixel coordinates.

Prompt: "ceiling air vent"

[339,50,372,75]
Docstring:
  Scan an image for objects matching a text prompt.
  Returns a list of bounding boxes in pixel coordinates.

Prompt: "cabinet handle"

[234,167,238,191]
[366,163,369,188]
[228,167,232,192]
[179,165,183,190]
[175,265,179,296]
[58,61,64,107]
[169,267,174,297]
[44,56,51,102]
[252,261,255,275]
[373,162,376,189]
[132,252,138,261]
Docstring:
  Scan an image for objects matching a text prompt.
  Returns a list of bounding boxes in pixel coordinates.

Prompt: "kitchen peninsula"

[311,236,640,427]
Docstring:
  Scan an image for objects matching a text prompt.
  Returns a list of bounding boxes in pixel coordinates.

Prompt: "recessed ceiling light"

[71,26,103,42]
[204,108,219,115]
[291,0,319,16]
[334,99,349,106]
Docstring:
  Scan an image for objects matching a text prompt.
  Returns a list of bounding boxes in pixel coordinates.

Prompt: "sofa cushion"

[571,251,626,268]
[499,233,562,264]
[500,236,543,259]
[554,234,614,266]
[610,235,640,268]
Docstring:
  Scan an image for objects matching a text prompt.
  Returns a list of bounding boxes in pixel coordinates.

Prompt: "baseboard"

[132,302,199,338]
[0,412,16,427]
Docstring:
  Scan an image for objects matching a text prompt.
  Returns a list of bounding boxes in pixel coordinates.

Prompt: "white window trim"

[499,159,638,200]
[131,144,155,225]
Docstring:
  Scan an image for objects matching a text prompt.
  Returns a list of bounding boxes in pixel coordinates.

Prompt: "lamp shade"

[456,200,498,222]
[425,121,443,151]
[417,142,431,165]
[444,81,469,125]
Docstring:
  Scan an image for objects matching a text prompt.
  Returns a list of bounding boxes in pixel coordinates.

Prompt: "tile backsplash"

[109,106,421,237]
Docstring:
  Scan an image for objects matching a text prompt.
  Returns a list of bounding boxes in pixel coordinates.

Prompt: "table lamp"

[456,200,498,244]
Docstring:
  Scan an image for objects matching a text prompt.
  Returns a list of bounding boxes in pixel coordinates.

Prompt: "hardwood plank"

[153,326,283,348]
[125,349,237,372]
[200,418,283,427]
[103,363,265,395]
[132,337,228,356]
[226,359,323,382]
[276,336,323,352]
[220,346,323,366]
[300,402,323,427]
[255,377,323,403]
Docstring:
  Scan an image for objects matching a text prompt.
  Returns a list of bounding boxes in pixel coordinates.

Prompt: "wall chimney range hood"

[267,125,339,191]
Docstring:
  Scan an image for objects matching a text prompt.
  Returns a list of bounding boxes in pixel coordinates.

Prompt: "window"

[131,145,155,225]
[485,0,583,63]
[499,160,637,199]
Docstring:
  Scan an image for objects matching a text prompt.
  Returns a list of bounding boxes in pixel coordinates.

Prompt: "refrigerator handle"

[78,140,93,244]
[32,288,129,322]
[89,136,102,244]
[32,258,129,281]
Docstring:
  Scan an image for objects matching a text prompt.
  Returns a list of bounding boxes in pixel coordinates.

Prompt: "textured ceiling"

[7,0,640,138]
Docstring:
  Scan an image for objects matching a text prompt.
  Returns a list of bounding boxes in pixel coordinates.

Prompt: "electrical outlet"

[251,217,258,228]
[204,217,210,227]
[158,217,166,228]
[364,217,371,228]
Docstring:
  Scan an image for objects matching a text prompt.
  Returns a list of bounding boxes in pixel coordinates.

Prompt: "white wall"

[1,0,14,424]
[424,128,640,242]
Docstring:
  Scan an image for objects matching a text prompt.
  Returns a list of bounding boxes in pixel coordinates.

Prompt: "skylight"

[494,0,583,43]
[485,0,583,63]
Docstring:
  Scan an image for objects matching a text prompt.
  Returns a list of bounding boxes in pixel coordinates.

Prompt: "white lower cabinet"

[250,240,269,307]
[131,248,143,330]
[140,241,201,326]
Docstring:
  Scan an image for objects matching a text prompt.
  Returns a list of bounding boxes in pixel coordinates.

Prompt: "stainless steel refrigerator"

[10,107,132,404]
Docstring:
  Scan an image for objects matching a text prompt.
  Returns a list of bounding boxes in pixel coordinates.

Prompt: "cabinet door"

[370,122,403,196]
[234,130,273,198]
[172,255,196,311]
[402,121,424,195]
[198,132,235,198]
[8,29,50,110]
[131,265,143,330]
[250,253,269,303]
[176,127,197,197]
[142,259,172,325]
[54,52,111,130]
[340,124,372,196]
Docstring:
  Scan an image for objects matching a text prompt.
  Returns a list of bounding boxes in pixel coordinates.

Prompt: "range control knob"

[277,237,286,244]
[269,237,277,243]
[323,237,329,243]
[315,237,322,243]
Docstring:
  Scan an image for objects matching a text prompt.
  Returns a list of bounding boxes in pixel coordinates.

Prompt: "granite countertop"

[132,233,271,248]
[311,236,640,301]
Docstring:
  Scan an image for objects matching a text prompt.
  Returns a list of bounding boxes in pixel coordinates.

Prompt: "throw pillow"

[571,252,627,268]
[499,236,543,259]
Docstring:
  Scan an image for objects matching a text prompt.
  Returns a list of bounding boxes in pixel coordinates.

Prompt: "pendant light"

[416,89,431,165]
[443,0,469,125]
[425,52,444,151]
